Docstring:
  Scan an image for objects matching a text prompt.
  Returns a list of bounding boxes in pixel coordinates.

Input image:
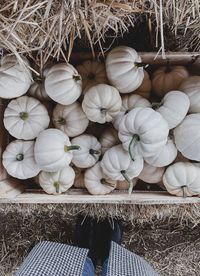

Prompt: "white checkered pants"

[15,241,88,276]
[15,241,159,276]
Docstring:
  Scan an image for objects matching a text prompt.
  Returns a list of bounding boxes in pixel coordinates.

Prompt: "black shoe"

[111,219,123,245]
[95,219,123,265]
[74,215,97,267]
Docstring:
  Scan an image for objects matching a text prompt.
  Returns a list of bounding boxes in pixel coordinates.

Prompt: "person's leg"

[101,258,108,276]
[99,219,159,276]
[15,241,89,276]
[107,241,159,276]
[82,257,95,276]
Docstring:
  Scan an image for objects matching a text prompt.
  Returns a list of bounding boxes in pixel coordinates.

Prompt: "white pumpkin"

[34,128,80,172]
[0,55,32,99]
[76,60,108,92]
[100,127,120,154]
[174,114,200,161]
[138,162,165,183]
[82,84,122,123]
[134,70,151,99]
[179,76,200,113]
[2,140,40,179]
[163,162,200,197]
[73,166,85,188]
[113,94,151,130]
[117,178,138,190]
[118,107,169,158]
[145,138,177,167]
[45,63,82,105]
[53,102,89,137]
[106,46,144,93]
[101,144,143,194]
[153,91,190,129]
[84,162,117,195]
[38,166,75,194]
[71,134,101,168]
[4,96,50,140]
[152,65,189,97]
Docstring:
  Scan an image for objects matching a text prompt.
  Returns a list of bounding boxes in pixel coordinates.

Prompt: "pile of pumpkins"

[1,46,200,198]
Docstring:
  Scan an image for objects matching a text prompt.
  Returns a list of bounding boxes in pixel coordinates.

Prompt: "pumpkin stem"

[35,76,43,82]
[151,102,162,109]
[16,153,24,161]
[64,145,80,152]
[128,134,140,161]
[134,62,149,68]
[57,117,66,125]
[182,185,187,198]
[169,130,174,139]
[100,178,115,188]
[165,60,172,73]
[73,75,81,81]
[89,149,100,155]
[20,112,29,120]
[54,181,60,194]
[120,170,134,195]
[100,108,107,115]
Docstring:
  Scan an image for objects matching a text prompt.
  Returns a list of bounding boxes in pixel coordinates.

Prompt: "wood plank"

[70,51,200,65]
[0,99,8,181]
[0,190,200,204]
[0,178,25,198]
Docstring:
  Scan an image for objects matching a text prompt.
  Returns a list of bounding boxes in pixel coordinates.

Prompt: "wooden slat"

[0,99,8,181]
[0,178,25,198]
[70,51,200,65]
[0,190,200,204]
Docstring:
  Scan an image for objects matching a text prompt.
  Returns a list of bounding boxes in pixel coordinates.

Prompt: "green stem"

[20,112,29,120]
[151,102,162,109]
[89,149,100,155]
[57,117,66,125]
[16,154,24,161]
[134,62,149,68]
[169,130,174,140]
[64,145,80,152]
[128,134,140,161]
[101,178,115,188]
[120,170,133,195]
[182,186,187,198]
[54,181,60,194]
[73,75,81,81]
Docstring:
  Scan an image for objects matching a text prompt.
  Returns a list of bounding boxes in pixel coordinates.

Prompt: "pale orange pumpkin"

[152,66,189,97]
[134,70,151,99]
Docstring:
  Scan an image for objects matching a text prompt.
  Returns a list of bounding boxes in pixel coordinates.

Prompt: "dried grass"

[0,203,200,275]
[0,1,200,68]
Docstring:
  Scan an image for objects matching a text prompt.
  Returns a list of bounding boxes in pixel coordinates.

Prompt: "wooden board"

[0,178,25,198]
[71,51,200,65]
[0,189,200,204]
[0,99,8,180]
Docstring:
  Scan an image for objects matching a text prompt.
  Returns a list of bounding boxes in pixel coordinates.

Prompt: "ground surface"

[0,204,200,276]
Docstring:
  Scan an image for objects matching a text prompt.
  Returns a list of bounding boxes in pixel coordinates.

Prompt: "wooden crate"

[1,52,200,205]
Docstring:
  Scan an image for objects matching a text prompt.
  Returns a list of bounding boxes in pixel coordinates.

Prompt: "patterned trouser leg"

[106,242,159,276]
[15,241,89,276]
[15,241,159,276]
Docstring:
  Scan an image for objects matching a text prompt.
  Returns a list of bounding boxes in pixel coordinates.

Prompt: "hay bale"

[0,1,200,68]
